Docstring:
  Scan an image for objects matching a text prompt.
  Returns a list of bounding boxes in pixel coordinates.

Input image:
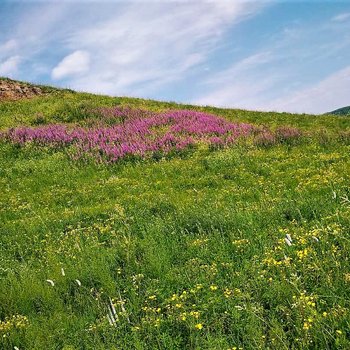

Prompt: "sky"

[0,0,350,114]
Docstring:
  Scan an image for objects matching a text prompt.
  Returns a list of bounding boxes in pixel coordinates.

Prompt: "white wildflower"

[107,313,115,326]
[234,305,244,310]
[107,298,118,327]
[284,237,292,246]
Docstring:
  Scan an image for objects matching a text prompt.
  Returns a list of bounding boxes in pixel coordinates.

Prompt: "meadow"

[0,85,350,349]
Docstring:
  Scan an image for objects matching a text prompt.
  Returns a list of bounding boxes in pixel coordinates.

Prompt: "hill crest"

[329,106,350,116]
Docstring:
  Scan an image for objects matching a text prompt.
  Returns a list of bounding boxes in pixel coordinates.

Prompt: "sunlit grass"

[0,86,350,349]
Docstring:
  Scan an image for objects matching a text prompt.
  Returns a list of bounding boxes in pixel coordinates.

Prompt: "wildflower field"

[1,83,350,349]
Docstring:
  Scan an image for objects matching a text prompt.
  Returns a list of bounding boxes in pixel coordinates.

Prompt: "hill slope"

[1,77,349,132]
[1,79,350,349]
[329,106,350,116]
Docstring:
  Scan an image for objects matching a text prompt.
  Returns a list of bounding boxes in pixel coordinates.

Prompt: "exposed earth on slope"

[0,78,45,100]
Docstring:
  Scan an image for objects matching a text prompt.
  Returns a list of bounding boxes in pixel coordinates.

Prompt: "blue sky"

[0,0,349,114]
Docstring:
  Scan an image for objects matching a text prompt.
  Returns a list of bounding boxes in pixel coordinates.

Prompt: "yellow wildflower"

[303,322,310,330]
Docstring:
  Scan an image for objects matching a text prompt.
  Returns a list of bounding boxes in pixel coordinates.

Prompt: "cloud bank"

[0,1,350,114]
[52,50,90,80]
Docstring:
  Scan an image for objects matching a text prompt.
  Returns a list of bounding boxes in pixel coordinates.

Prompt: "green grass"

[1,83,350,349]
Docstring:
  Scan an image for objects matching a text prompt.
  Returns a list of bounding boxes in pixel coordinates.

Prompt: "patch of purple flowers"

[275,126,303,143]
[2,109,255,163]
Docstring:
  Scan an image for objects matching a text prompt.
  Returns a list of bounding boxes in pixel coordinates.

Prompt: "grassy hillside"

[329,106,350,116]
[1,80,350,349]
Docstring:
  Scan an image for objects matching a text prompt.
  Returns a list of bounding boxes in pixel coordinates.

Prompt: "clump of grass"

[253,128,276,146]
[275,125,304,144]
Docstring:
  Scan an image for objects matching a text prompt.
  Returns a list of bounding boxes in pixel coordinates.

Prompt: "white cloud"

[0,1,266,94]
[51,50,90,80]
[62,1,264,94]
[195,54,350,114]
[1,1,349,114]
[262,66,350,114]
[0,56,21,76]
[332,12,350,22]
[193,13,350,114]
[0,40,18,58]
[204,51,274,85]
[193,51,281,109]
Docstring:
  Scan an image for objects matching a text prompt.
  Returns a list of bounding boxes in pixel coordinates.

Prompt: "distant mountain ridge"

[328,106,350,116]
